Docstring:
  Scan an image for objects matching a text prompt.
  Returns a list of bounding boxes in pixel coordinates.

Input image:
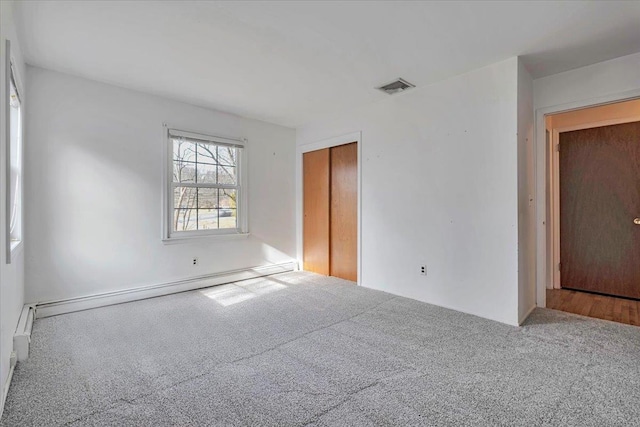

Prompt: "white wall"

[517,59,536,323]
[297,58,522,326]
[0,0,26,405]
[25,67,296,303]
[532,52,640,306]
[534,52,640,111]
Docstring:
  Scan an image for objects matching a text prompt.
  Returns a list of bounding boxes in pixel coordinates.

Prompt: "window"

[6,46,23,261]
[164,128,247,240]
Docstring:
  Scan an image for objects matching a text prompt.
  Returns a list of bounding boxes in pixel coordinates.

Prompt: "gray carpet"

[2,271,639,426]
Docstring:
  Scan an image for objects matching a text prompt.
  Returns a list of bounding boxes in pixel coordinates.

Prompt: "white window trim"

[10,240,23,259]
[161,124,249,243]
[5,40,24,264]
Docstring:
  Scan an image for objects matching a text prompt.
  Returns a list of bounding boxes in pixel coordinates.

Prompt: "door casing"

[535,90,640,307]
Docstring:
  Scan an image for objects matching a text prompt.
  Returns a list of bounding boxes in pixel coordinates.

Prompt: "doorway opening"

[544,98,640,326]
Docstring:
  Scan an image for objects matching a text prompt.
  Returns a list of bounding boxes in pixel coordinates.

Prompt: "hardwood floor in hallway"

[547,288,640,326]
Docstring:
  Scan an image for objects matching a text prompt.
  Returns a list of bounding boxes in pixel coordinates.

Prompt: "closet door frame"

[296,132,362,285]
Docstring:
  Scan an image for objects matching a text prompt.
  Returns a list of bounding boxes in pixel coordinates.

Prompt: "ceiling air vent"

[376,78,415,95]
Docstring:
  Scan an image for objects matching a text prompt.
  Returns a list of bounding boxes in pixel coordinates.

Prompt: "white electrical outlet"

[192,257,199,266]
[420,265,427,276]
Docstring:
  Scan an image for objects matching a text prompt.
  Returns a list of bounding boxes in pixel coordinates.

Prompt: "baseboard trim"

[1,352,16,418]
[35,261,298,319]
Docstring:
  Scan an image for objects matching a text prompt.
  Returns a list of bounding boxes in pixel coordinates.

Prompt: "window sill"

[162,232,250,245]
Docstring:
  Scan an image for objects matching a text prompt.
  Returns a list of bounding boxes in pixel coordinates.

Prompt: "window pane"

[197,162,217,184]
[219,190,237,229]
[9,77,21,241]
[169,133,242,236]
[197,188,218,209]
[219,189,236,209]
[174,209,197,231]
[173,187,197,209]
[196,143,217,164]
[173,160,195,183]
[173,139,196,163]
[218,208,237,229]
[217,165,236,185]
[198,209,218,230]
[218,146,236,166]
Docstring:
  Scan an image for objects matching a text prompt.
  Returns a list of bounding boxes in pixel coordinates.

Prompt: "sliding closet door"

[303,142,357,282]
[303,148,330,275]
[330,143,358,282]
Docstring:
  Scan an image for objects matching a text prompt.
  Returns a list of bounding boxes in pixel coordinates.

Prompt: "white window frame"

[162,125,249,243]
[5,40,24,263]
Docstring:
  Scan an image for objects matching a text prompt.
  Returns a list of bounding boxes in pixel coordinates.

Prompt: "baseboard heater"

[34,261,298,319]
[2,305,35,416]
[14,305,35,361]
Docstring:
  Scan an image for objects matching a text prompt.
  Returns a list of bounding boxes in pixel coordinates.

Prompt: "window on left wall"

[8,61,23,256]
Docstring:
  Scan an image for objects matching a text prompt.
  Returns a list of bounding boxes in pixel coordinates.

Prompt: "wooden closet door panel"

[303,148,330,275]
[559,121,640,299]
[330,142,358,282]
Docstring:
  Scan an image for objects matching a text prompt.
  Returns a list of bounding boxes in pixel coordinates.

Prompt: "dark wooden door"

[303,148,330,275]
[330,142,358,282]
[559,121,640,299]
